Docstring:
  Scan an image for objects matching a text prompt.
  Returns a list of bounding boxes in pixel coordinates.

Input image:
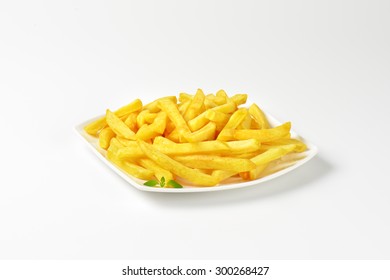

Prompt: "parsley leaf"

[168,180,183,188]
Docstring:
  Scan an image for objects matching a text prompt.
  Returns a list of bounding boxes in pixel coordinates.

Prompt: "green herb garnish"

[143,176,183,189]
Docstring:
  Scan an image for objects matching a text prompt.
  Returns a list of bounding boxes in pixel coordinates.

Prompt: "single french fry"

[144,96,177,113]
[230,94,247,106]
[178,100,191,115]
[187,111,209,132]
[107,137,125,155]
[167,128,180,142]
[213,100,237,114]
[248,145,295,180]
[84,99,142,135]
[215,89,228,101]
[99,127,116,149]
[248,164,269,180]
[249,103,270,129]
[153,136,229,155]
[183,88,205,121]
[217,108,248,141]
[234,122,291,142]
[179,93,193,103]
[139,158,173,182]
[108,152,154,180]
[223,139,261,154]
[251,145,296,166]
[138,140,218,186]
[136,110,150,128]
[205,110,230,123]
[238,109,252,129]
[185,122,216,142]
[158,99,191,139]
[174,155,256,172]
[116,142,144,159]
[206,94,226,105]
[124,112,138,132]
[204,98,218,109]
[262,138,307,153]
[135,112,167,141]
[106,109,136,139]
[212,170,238,182]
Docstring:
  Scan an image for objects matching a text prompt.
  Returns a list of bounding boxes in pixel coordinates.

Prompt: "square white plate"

[75,112,318,193]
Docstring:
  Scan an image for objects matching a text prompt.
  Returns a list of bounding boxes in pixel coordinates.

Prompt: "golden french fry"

[84,99,142,135]
[124,112,138,132]
[212,170,237,182]
[106,109,136,139]
[217,108,248,141]
[153,136,229,155]
[174,155,256,172]
[116,143,144,159]
[206,94,226,105]
[108,152,154,180]
[248,164,268,180]
[179,93,193,103]
[178,100,191,115]
[262,138,307,153]
[138,140,218,186]
[183,88,205,121]
[144,96,177,113]
[158,99,191,139]
[167,128,180,142]
[136,110,150,128]
[237,109,251,129]
[139,158,173,182]
[205,110,230,123]
[248,145,295,180]
[187,111,209,132]
[234,122,291,142]
[135,112,167,141]
[251,144,296,166]
[230,94,247,106]
[204,98,218,109]
[107,137,125,155]
[249,103,270,129]
[215,89,228,100]
[99,127,115,149]
[185,122,216,142]
[223,139,261,154]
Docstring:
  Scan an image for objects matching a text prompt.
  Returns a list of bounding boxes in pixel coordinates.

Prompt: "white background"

[0,0,389,260]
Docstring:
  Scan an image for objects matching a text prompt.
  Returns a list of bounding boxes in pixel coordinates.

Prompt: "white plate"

[75,112,318,193]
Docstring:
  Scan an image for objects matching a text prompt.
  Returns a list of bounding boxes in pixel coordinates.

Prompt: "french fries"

[84,89,308,187]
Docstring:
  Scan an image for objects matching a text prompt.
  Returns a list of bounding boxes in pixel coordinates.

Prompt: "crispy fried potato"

[135,112,167,141]
[144,96,177,113]
[234,122,291,142]
[124,112,138,132]
[106,109,136,139]
[183,88,205,121]
[174,155,256,172]
[185,122,216,142]
[217,108,248,141]
[158,99,191,139]
[138,140,218,186]
[230,94,247,106]
[108,152,154,180]
[262,138,307,152]
[84,99,142,135]
[99,127,116,149]
[249,103,270,129]
[139,158,173,182]
[153,136,229,155]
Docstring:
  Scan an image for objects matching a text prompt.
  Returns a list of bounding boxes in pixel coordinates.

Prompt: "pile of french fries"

[84,89,307,187]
